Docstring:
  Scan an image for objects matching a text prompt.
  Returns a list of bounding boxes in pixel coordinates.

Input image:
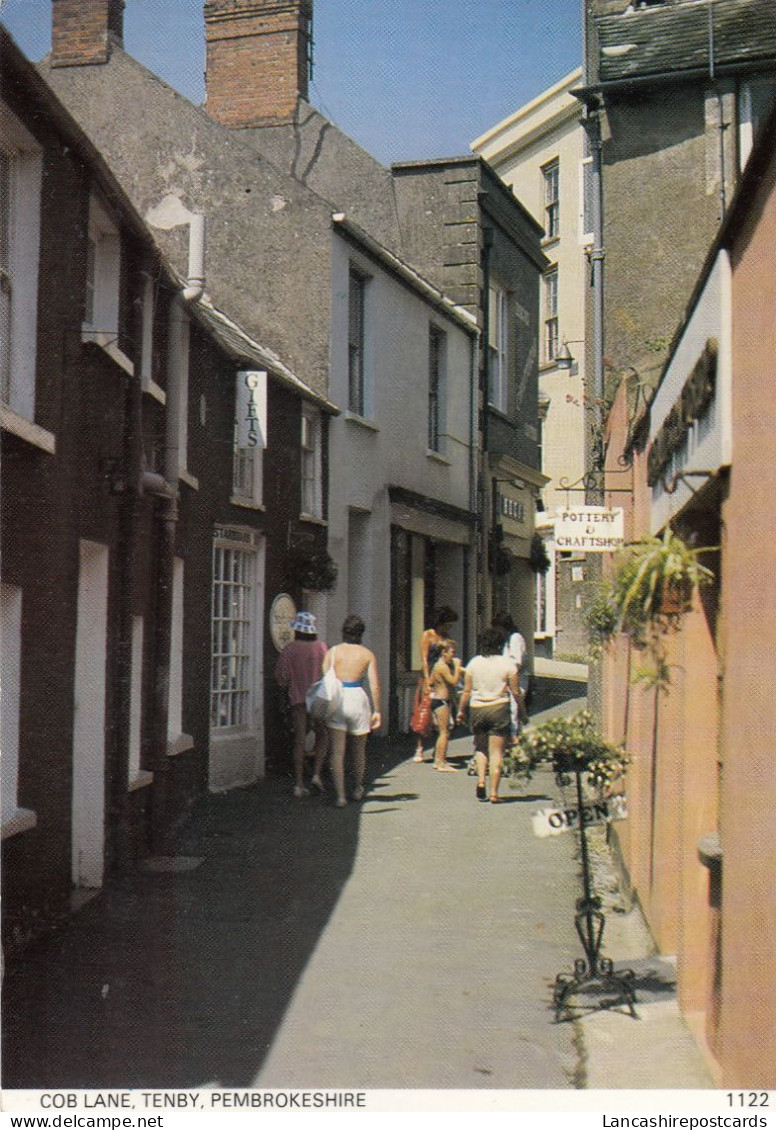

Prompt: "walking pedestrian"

[428,639,463,772]
[274,611,329,798]
[412,605,458,762]
[456,627,520,803]
[323,614,381,807]
[492,610,529,737]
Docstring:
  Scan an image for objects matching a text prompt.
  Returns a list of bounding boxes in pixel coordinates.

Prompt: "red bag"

[410,682,433,735]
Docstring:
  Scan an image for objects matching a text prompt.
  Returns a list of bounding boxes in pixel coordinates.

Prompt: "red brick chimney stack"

[51,0,125,67]
[204,0,313,128]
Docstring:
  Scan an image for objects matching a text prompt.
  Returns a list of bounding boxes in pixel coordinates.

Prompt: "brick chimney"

[204,0,313,127]
[51,0,125,67]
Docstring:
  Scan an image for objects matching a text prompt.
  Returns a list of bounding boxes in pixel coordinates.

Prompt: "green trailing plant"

[508,710,629,792]
[610,527,715,638]
[288,546,338,592]
[529,533,551,575]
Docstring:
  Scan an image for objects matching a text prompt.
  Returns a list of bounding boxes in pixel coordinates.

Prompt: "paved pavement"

[2,711,715,1097]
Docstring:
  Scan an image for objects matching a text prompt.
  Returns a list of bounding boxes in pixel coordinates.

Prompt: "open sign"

[532,795,628,838]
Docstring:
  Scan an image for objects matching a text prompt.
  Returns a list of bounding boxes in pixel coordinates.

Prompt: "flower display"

[508,710,629,791]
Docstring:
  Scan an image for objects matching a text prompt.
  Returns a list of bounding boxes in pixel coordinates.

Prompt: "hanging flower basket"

[509,710,629,792]
[288,547,338,592]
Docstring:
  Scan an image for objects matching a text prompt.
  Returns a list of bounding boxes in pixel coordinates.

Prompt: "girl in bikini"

[428,639,463,772]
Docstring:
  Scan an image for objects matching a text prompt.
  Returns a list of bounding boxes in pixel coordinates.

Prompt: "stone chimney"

[204,0,313,128]
[51,0,125,67]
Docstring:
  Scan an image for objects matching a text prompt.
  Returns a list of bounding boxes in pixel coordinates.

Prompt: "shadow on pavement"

[2,733,419,1090]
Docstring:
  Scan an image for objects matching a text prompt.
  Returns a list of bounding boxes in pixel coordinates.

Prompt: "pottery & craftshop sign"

[554,506,624,552]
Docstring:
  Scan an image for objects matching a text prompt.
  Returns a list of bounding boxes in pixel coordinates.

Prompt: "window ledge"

[541,235,560,250]
[231,497,265,511]
[345,411,379,433]
[179,469,199,491]
[128,770,154,793]
[426,449,451,466]
[300,513,328,526]
[82,330,134,375]
[142,378,167,406]
[168,733,195,757]
[0,405,56,453]
[2,807,38,841]
[486,405,513,424]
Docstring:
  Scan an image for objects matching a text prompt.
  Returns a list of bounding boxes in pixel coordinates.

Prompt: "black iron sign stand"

[553,767,638,1021]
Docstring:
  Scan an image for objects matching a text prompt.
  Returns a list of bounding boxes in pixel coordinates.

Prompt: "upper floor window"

[233,368,267,507]
[0,103,42,422]
[301,405,323,518]
[579,155,594,246]
[83,193,121,344]
[543,159,560,240]
[428,323,447,453]
[488,284,508,413]
[543,267,559,364]
[348,268,368,416]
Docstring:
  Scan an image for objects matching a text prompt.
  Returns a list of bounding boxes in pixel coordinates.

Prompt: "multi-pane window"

[211,540,255,730]
[488,284,508,413]
[580,155,594,246]
[428,324,446,452]
[301,405,322,518]
[543,159,560,240]
[544,267,559,363]
[83,193,121,342]
[348,269,366,415]
[0,148,12,402]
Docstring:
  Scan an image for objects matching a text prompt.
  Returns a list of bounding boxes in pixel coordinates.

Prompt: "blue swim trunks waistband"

[341,680,362,688]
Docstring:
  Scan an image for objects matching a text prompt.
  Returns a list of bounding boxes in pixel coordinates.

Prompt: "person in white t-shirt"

[456,628,520,804]
[492,610,528,738]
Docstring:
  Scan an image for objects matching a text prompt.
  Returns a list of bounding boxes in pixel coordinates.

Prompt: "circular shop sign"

[270,593,297,652]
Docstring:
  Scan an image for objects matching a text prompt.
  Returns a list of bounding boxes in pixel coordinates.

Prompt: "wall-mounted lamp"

[556,339,585,371]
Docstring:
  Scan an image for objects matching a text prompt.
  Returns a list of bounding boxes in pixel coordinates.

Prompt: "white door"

[72,540,109,889]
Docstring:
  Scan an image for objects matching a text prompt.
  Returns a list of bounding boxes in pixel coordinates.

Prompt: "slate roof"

[41,46,346,402]
[597,0,776,84]
[242,102,403,252]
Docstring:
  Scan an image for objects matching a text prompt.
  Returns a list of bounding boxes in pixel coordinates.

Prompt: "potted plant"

[609,527,715,642]
[509,710,629,792]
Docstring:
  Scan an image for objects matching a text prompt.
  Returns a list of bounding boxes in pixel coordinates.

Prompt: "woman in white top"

[456,627,519,803]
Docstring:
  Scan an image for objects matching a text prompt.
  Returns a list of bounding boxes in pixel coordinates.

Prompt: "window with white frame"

[128,616,144,784]
[488,284,508,413]
[301,404,323,518]
[428,323,447,453]
[542,159,560,240]
[0,103,42,420]
[210,531,257,730]
[348,268,367,415]
[168,557,185,747]
[543,267,559,364]
[83,193,121,346]
[1,583,23,823]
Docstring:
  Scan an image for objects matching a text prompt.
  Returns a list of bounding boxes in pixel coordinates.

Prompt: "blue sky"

[0,0,582,164]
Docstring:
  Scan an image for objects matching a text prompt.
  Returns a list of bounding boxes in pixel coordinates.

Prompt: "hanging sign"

[269,593,297,652]
[235,369,267,449]
[554,506,624,552]
[532,794,628,838]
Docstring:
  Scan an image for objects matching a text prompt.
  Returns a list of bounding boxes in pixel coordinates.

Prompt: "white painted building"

[323,219,478,731]
[472,70,591,658]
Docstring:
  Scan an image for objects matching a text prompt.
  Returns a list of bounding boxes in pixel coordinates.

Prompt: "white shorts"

[327,685,372,736]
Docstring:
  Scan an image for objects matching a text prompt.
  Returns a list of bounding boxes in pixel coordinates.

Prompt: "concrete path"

[2,727,714,1096]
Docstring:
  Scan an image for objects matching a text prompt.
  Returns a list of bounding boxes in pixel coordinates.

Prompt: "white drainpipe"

[182,213,206,304]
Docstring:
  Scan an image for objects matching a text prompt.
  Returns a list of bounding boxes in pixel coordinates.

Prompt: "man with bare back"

[322,614,381,807]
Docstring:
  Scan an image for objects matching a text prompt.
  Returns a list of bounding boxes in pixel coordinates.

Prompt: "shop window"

[211,535,256,730]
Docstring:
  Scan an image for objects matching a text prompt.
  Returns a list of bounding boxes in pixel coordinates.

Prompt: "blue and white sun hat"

[291,611,317,635]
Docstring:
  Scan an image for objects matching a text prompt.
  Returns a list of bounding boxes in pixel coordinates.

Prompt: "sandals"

[412,753,425,763]
[475,784,486,800]
[490,795,501,804]
[434,763,458,772]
